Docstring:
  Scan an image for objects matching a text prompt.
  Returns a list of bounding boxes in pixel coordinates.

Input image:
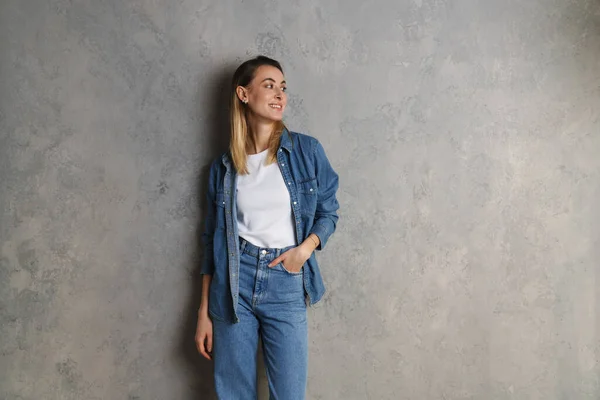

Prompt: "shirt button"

[222,201,225,204]
[293,201,297,205]
[281,163,285,166]
[309,188,313,192]
[261,250,267,255]
[288,182,291,185]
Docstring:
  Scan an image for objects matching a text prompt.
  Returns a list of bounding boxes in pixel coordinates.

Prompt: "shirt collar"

[279,126,293,152]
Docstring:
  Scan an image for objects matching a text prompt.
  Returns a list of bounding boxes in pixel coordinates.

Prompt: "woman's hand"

[268,236,317,273]
[195,312,213,361]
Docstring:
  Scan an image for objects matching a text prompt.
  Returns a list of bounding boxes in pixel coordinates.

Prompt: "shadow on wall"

[174,60,275,400]
[174,64,234,400]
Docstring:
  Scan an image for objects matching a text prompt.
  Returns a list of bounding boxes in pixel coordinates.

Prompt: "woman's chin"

[264,114,284,123]
[251,110,285,123]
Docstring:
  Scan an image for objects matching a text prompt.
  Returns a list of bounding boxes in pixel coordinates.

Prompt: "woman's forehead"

[254,65,285,82]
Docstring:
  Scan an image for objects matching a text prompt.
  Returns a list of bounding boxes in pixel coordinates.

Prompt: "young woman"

[195,55,340,399]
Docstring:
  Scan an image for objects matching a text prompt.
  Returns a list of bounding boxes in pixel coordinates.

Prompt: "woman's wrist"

[308,234,319,248]
[198,274,211,318]
[301,234,319,252]
[198,306,209,318]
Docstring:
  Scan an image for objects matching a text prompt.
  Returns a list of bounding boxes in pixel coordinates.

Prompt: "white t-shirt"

[236,149,296,248]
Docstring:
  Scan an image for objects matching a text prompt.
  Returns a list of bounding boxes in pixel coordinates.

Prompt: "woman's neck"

[247,117,275,154]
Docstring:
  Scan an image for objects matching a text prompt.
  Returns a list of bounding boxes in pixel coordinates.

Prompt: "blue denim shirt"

[201,129,340,323]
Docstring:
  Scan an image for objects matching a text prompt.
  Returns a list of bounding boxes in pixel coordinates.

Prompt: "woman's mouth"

[269,104,282,110]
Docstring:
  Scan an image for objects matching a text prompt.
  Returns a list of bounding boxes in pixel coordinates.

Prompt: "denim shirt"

[201,129,340,323]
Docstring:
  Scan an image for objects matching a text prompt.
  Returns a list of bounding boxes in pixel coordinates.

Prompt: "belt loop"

[240,239,247,254]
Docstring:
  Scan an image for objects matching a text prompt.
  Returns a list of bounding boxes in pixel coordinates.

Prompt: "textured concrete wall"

[1,1,599,399]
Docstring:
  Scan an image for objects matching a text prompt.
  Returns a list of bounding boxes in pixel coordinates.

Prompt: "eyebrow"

[261,77,287,85]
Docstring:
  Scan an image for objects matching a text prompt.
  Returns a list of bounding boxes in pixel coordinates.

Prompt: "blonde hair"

[229,56,287,175]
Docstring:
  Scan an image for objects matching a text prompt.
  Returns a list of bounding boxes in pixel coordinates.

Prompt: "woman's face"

[238,65,287,122]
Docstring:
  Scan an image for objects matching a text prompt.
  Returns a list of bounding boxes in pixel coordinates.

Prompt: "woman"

[195,55,339,399]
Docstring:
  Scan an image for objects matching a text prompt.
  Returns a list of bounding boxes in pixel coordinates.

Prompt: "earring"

[243,99,248,104]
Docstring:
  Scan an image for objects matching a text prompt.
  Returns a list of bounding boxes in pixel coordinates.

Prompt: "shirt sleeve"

[308,139,340,250]
[200,161,218,275]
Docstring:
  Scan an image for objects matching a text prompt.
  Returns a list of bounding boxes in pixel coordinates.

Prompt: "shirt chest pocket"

[297,178,317,216]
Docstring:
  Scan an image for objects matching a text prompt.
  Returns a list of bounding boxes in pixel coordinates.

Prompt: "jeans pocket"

[277,262,303,276]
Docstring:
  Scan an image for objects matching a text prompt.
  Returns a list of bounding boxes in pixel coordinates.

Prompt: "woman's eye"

[282,87,287,92]
[266,84,273,88]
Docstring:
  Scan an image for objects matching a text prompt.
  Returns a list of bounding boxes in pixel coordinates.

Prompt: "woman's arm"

[198,274,212,317]
[195,274,213,360]
[196,161,218,360]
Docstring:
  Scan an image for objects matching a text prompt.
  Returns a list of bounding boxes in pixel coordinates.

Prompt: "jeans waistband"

[239,237,295,258]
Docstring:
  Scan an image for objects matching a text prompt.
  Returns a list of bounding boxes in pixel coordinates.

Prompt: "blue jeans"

[212,238,308,400]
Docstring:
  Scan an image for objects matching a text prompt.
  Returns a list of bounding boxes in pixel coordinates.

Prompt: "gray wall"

[1,1,599,399]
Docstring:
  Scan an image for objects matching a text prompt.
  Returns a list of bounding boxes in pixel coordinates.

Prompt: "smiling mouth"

[269,104,282,109]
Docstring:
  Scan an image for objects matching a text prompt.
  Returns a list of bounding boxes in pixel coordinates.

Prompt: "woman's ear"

[236,86,247,103]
